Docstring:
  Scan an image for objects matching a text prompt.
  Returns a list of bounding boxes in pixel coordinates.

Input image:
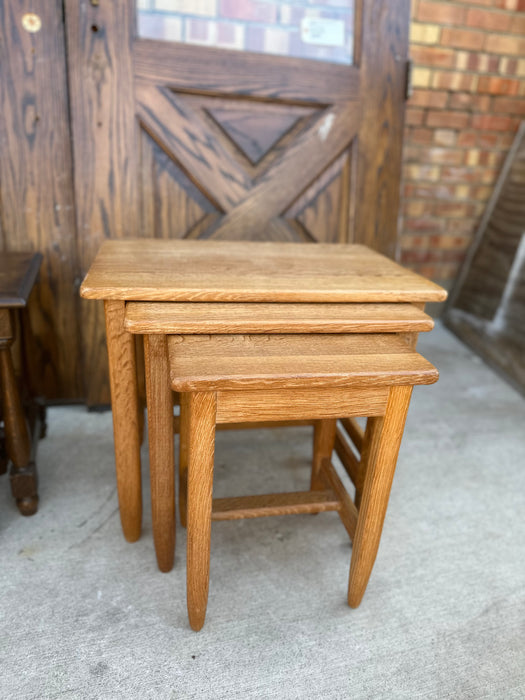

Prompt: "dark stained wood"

[0,0,81,399]
[64,0,138,404]
[0,254,42,307]
[134,38,359,103]
[445,122,525,396]
[354,0,411,256]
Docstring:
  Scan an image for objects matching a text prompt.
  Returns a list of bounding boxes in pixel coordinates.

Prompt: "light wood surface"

[124,301,435,335]
[348,386,412,608]
[81,240,447,303]
[168,334,439,392]
[214,386,388,423]
[104,301,142,542]
[186,391,217,632]
[334,427,363,491]
[341,417,365,452]
[144,334,175,573]
[211,491,341,521]
[311,420,337,491]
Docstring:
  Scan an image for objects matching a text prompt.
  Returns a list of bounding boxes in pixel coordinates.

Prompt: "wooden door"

[65,0,410,405]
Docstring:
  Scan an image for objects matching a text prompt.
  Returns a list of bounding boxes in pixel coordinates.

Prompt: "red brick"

[466,8,511,31]
[461,52,499,72]
[404,183,457,199]
[471,114,518,130]
[485,34,525,55]
[446,218,479,234]
[448,93,491,111]
[404,218,446,233]
[417,1,466,24]
[441,27,485,50]
[456,131,478,147]
[409,89,449,108]
[477,76,520,95]
[415,146,464,165]
[434,129,457,146]
[408,127,434,144]
[432,71,477,91]
[220,0,277,22]
[499,132,518,148]
[403,164,441,181]
[426,109,471,128]
[440,167,494,183]
[491,97,525,115]
[470,186,492,200]
[403,200,435,217]
[438,202,477,217]
[453,0,493,5]
[406,107,425,126]
[428,234,472,250]
[498,58,519,75]
[410,46,456,68]
[400,234,431,250]
[509,15,525,33]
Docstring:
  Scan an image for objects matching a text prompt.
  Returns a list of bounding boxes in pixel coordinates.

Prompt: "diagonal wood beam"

[207,100,361,239]
[135,81,251,212]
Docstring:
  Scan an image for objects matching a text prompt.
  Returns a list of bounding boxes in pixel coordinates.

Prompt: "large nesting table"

[80,240,447,545]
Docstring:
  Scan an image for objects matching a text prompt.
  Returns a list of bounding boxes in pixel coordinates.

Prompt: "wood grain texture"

[81,240,448,303]
[144,334,175,572]
[320,460,358,540]
[215,387,389,424]
[134,38,359,104]
[211,490,340,520]
[341,417,365,453]
[334,427,363,489]
[65,0,138,404]
[168,334,439,392]
[311,420,337,490]
[354,0,410,256]
[124,301,434,335]
[348,385,412,608]
[104,301,142,542]
[0,0,81,398]
[186,391,217,632]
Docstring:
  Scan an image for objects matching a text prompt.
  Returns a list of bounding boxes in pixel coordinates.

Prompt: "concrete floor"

[0,323,524,699]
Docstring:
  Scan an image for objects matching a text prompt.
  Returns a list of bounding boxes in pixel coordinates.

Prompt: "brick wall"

[401,0,525,289]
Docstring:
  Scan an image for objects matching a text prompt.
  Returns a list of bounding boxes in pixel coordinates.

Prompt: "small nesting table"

[0,252,44,515]
[80,239,447,548]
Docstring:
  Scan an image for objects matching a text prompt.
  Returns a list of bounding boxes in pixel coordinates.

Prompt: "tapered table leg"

[186,391,217,632]
[348,385,413,608]
[104,300,142,542]
[144,334,175,572]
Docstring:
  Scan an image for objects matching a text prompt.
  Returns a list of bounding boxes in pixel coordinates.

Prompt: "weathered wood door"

[65,0,410,405]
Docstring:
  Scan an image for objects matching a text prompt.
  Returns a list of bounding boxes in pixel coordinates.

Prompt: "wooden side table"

[0,253,45,515]
[80,239,448,544]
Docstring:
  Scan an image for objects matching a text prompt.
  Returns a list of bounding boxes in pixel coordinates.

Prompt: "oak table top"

[80,240,447,303]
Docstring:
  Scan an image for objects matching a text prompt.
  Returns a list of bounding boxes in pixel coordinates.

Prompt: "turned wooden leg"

[105,300,142,542]
[179,392,189,528]
[186,391,217,632]
[311,419,336,490]
[348,385,413,608]
[144,334,175,573]
[0,315,38,515]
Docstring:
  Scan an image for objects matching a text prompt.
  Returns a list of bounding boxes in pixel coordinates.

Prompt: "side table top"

[0,253,42,308]
[80,240,447,303]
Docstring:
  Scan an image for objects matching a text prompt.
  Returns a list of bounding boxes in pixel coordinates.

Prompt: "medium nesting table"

[80,239,447,554]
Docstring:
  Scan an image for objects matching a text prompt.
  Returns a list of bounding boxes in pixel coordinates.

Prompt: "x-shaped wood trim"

[136,82,360,240]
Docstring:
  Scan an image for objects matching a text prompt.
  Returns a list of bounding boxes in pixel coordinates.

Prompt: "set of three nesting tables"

[81,239,446,630]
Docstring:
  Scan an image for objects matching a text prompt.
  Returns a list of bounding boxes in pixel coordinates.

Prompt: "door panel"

[65,0,410,405]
